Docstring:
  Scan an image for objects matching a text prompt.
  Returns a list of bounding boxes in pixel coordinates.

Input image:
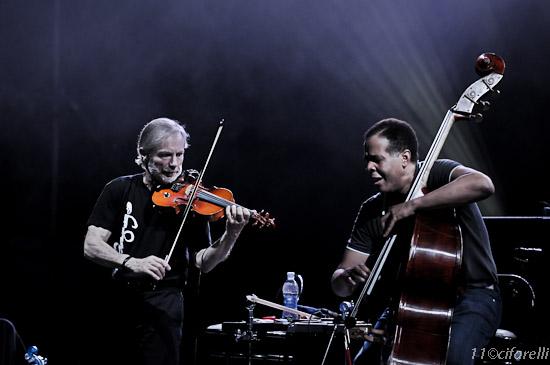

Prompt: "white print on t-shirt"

[114,201,138,253]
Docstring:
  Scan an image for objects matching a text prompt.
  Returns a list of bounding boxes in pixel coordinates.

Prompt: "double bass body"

[390,209,462,364]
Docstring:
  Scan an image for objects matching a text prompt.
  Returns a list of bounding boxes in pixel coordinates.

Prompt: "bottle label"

[282,294,299,320]
[283,295,298,308]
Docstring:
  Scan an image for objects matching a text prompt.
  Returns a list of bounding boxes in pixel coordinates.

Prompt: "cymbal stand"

[234,302,258,365]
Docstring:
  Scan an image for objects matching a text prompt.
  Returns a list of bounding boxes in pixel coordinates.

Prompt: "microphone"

[339,301,357,328]
[297,304,340,319]
[339,301,354,317]
[25,346,47,365]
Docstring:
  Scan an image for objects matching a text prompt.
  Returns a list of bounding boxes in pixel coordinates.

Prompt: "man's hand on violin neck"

[225,205,252,234]
[127,255,171,281]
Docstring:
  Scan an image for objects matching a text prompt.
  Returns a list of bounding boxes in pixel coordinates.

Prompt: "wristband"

[121,255,132,269]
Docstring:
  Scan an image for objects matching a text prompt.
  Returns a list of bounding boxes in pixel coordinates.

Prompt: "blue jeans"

[447,287,502,365]
[353,307,391,365]
[353,287,501,365]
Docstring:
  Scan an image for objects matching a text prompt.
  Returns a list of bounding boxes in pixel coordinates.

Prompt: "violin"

[152,179,276,229]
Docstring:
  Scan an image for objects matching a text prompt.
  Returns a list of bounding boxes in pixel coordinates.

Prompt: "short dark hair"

[363,118,419,162]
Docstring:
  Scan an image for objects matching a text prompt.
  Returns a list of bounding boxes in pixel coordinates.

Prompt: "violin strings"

[195,189,266,221]
[196,190,244,209]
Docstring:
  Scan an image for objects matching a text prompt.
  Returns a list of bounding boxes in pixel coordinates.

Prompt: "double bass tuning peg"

[479,100,491,111]
[452,110,483,123]
[468,113,484,123]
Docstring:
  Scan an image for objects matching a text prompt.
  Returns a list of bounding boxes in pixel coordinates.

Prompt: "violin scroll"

[251,210,276,229]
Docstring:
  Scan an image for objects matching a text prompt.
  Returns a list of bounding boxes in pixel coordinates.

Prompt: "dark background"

[1,1,549,364]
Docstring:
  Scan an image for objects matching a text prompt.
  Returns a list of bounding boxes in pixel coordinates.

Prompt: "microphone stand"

[190,269,202,365]
[320,301,354,365]
[234,302,258,365]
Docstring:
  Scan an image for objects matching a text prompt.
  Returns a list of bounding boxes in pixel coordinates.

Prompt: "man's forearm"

[84,226,127,268]
[196,231,239,273]
[331,268,355,297]
[84,237,128,268]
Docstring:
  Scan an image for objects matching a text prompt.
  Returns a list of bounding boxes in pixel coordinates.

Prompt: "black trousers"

[116,287,184,365]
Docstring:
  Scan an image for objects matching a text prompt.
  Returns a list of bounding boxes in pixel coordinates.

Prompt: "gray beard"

[147,160,180,185]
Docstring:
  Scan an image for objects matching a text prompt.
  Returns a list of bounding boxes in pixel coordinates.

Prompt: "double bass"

[350,53,505,364]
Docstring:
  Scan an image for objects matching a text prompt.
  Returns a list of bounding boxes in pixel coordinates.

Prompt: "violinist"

[83,117,251,365]
[331,118,501,365]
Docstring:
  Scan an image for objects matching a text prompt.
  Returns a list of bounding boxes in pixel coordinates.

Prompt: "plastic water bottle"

[281,272,300,320]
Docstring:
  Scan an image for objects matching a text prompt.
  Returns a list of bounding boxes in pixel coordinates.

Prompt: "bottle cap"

[287,271,295,280]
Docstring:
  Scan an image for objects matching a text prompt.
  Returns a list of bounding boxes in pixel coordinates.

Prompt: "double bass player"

[331,118,501,364]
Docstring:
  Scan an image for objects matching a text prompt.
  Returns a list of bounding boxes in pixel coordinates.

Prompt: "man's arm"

[414,165,494,209]
[84,225,123,267]
[331,248,371,297]
[83,225,170,281]
[195,205,251,273]
[381,166,494,236]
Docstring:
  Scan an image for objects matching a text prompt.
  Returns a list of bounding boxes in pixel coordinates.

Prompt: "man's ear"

[402,149,411,167]
[139,148,148,162]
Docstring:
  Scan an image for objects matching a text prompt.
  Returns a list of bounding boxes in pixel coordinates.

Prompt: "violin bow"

[164,119,225,264]
[245,294,320,320]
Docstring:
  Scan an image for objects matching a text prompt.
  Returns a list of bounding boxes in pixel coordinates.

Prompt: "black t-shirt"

[347,159,498,287]
[87,173,211,282]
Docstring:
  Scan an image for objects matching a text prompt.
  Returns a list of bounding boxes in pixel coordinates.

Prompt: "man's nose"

[366,161,375,172]
[169,155,179,167]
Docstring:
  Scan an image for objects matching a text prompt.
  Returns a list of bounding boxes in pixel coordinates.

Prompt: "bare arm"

[83,225,170,280]
[413,165,494,209]
[381,166,494,236]
[83,225,124,267]
[331,248,371,297]
[195,205,251,273]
